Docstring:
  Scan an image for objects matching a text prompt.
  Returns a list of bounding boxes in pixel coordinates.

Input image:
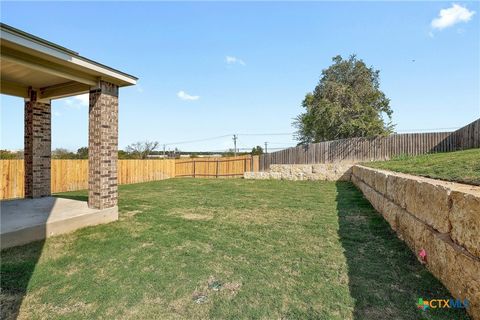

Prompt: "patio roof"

[0,23,138,101]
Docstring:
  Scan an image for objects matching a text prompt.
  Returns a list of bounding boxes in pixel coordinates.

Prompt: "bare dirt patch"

[223,281,242,296]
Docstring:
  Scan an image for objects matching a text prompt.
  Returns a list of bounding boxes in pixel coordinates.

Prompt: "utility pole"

[233,134,238,157]
[264,141,268,154]
[163,144,166,158]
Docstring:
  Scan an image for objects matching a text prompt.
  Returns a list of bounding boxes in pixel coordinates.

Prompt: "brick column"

[88,81,118,209]
[24,89,51,198]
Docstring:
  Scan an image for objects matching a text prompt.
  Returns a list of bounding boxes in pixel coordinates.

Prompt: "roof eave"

[0,23,138,87]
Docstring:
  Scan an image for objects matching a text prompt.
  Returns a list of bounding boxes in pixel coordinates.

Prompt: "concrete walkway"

[1,197,118,249]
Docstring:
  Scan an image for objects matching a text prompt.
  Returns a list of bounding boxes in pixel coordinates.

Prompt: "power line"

[264,142,297,145]
[158,132,295,147]
[181,146,294,153]
[238,132,294,136]
[161,134,231,146]
[264,147,292,151]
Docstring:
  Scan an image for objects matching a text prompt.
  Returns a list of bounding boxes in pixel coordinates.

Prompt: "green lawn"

[1,179,470,319]
[363,148,480,185]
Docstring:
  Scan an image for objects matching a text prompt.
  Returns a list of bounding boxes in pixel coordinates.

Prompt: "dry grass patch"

[182,213,212,221]
[14,286,95,320]
[121,210,142,219]
[103,295,175,320]
[141,242,154,248]
[217,207,314,226]
[223,281,242,296]
[174,240,213,254]
[168,207,215,221]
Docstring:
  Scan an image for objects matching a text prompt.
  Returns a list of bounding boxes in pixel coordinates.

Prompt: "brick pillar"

[24,89,51,198]
[88,81,118,209]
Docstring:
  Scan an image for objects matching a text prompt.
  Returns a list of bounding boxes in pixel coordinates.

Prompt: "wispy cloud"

[65,94,89,109]
[177,90,200,101]
[225,56,246,66]
[431,4,475,30]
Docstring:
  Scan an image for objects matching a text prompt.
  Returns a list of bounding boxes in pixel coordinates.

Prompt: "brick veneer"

[24,89,51,198]
[88,81,119,209]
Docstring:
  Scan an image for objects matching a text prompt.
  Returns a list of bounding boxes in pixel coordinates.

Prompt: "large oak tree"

[294,55,394,144]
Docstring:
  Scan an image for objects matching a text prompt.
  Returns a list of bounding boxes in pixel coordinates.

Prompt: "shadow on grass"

[1,239,45,320]
[1,194,87,320]
[0,199,49,320]
[335,181,470,320]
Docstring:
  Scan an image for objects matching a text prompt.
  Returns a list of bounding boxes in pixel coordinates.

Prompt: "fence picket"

[258,119,479,170]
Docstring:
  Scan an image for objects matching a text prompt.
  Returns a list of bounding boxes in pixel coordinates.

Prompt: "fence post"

[216,160,219,178]
[193,160,196,178]
[244,158,247,173]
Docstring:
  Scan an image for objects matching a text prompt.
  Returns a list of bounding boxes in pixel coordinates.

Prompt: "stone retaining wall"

[352,165,480,319]
[244,163,353,181]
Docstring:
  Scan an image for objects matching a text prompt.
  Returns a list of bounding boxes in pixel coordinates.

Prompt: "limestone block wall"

[351,165,480,319]
[244,163,353,181]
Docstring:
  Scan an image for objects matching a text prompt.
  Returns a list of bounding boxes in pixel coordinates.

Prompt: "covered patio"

[0,23,137,249]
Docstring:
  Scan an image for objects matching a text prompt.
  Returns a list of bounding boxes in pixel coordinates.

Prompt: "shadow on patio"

[335,181,470,320]
[0,198,48,320]
[0,194,108,320]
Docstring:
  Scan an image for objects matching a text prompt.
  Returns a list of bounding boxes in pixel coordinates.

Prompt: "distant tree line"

[0,150,23,159]
[52,147,89,159]
[0,147,90,159]
[1,142,264,160]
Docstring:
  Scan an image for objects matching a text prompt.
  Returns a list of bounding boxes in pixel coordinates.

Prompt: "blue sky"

[1,1,479,152]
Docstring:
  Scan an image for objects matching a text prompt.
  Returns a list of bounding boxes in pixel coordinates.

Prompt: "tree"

[294,55,394,144]
[76,147,88,159]
[222,149,236,157]
[125,141,159,159]
[251,146,263,155]
[52,148,76,159]
[0,150,21,159]
[118,150,131,159]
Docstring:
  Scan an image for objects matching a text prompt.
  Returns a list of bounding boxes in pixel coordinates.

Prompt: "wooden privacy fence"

[453,118,480,150]
[1,156,257,200]
[260,118,480,171]
[119,159,175,185]
[175,155,258,178]
[1,160,24,200]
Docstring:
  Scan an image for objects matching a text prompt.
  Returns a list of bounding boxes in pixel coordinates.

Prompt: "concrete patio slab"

[1,197,118,250]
